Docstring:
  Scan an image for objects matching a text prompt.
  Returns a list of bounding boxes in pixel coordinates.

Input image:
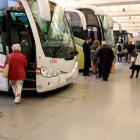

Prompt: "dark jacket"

[127,44,135,54]
[95,45,114,64]
[83,41,90,57]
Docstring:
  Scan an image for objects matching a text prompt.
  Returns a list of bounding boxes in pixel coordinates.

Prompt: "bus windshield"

[28,1,75,58]
[99,15,114,46]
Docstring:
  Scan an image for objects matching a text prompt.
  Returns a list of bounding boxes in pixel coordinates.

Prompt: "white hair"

[102,41,106,46]
[12,44,21,51]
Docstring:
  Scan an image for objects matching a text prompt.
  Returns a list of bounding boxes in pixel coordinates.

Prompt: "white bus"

[65,5,114,70]
[0,0,78,93]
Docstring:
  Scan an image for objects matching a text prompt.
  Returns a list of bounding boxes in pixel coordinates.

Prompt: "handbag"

[2,55,10,78]
[130,56,135,62]
[135,53,140,65]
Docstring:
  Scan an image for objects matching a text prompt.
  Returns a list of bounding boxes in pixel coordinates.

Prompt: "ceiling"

[62,0,140,33]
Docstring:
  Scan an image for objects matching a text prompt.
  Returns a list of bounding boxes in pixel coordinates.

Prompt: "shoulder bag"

[135,53,140,66]
[2,55,10,78]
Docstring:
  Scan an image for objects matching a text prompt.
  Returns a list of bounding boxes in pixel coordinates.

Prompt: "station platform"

[0,63,140,140]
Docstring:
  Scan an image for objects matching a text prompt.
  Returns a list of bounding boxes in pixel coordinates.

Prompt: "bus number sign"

[50,59,57,64]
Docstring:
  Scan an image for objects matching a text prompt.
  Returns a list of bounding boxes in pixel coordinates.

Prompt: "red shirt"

[4,51,27,80]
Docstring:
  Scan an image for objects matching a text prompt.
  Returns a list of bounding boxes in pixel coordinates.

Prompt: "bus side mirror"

[70,50,79,56]
[74,50,79,55]
[37,0,51,21]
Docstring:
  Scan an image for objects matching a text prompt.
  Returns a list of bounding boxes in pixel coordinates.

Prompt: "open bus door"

[0,27,9,91]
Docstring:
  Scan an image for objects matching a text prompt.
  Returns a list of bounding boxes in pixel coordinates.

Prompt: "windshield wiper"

[52,45,64,57]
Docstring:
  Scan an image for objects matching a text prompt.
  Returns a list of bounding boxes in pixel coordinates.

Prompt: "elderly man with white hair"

[4,44,27,106]
[95,41,114,81]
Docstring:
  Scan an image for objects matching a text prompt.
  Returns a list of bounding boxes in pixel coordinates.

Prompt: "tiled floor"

[0,63,140,140]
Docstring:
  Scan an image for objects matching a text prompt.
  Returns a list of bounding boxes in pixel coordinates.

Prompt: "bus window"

[65,12,85,40]
[99,15,114,45]
[87,26,99,41]
[0,35,4,53]
[78,8,102,41]
[10,12,29,27]
[72,27,85,40]
[0,29,6,55]
[0,13,6,55]
[29,1,75,58]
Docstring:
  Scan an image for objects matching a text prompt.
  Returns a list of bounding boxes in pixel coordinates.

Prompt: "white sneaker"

[14,97,21,107]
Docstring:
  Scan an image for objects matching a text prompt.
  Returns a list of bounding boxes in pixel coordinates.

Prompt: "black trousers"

[97,64,103,77]
[131,69,139,76]
[102,64,112,80]
[83,56,90,75]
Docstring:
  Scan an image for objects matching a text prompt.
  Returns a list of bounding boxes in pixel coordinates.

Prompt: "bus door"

[0,26,9,91]
[6,10,36,90]
[78,8,103,43]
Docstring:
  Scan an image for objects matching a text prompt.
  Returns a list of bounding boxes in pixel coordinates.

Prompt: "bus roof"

[67,4,108,16]
[65,8,87,30]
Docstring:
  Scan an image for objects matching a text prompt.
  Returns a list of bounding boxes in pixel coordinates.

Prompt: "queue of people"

[115,41,140,78]
[82,37,114,81]
[82,37,140,81]
[115,41,135,63]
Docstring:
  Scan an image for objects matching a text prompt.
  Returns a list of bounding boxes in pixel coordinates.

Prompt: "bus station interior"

[0,0,140,140]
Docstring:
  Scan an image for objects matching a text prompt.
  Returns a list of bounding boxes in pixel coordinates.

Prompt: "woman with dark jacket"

[127,41,135,63]
[4,44,27,106]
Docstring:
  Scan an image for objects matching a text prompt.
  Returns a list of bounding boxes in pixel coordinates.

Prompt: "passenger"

[116,42,123,63]
[123,44,128,63]
[129,50,140,78]
[127,41,135,63]
[95,42,102,78]
[4,44,27,106]
[95,41,114,81]
[90,40,100,74]
[83,36,91,76]
[20,31,32,63]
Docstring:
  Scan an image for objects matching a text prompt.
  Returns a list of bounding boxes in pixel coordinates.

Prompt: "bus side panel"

[76,44,84,70]
[0,54,9,91]
[74,37,84,70]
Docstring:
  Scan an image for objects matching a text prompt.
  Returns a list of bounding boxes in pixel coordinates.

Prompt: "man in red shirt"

[5,44,27,106]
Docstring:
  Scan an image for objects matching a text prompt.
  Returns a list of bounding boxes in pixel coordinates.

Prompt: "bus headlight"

[40,67,58,78]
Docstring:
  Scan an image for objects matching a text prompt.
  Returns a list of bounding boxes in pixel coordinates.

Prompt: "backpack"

[118,45,122,52]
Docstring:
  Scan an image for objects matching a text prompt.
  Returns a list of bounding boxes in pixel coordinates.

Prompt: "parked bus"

[65,8,87,70]
[0,0,78,93]
[113,30,133,48]
[65,5,114,70]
